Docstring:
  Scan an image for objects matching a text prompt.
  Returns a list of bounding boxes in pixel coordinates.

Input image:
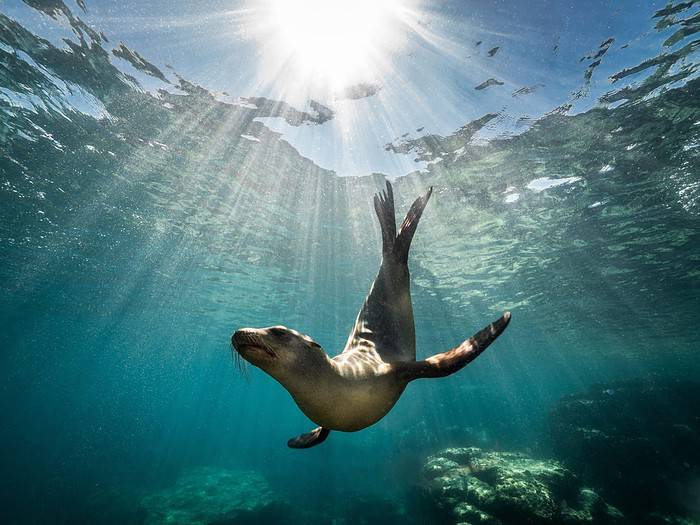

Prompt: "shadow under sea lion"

[231,181,511,448]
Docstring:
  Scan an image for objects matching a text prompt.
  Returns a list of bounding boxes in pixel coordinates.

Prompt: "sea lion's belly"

[291,376,406,432]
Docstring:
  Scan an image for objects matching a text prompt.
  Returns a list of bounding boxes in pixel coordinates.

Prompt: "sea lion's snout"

[231,329,252,349]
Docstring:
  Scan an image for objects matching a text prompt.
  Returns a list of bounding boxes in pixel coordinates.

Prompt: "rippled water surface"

[1,1,699,524]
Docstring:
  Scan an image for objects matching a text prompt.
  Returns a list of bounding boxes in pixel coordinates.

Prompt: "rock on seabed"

[420,447,623,525]
[140,467,280,525]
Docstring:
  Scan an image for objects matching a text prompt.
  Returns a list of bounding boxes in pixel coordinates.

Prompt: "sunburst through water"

[1,0,699,524]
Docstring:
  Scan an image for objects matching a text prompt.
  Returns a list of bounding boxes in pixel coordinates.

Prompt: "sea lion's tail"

[373,181,433,263]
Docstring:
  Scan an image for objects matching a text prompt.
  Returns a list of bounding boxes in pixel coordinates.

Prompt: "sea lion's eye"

[268,327,287,337]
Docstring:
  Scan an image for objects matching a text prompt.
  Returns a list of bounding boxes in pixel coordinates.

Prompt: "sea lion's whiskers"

[231,341,250,380]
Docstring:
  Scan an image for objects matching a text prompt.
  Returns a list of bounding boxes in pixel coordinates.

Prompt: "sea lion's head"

[231,326,325,378]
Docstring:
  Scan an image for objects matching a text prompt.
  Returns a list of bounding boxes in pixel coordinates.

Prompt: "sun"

[244,0,415,91]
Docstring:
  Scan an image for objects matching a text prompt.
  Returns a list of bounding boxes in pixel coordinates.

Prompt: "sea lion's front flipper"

[398,312,511,381]
[287,427,330,449]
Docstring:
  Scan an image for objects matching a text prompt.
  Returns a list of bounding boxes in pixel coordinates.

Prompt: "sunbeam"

[243,0,421,91]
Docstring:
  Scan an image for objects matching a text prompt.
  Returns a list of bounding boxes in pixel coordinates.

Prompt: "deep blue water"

[1,1,699,524]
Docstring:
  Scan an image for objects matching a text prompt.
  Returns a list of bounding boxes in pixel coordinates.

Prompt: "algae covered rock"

[140,467,281,525]
[420,447,622,525]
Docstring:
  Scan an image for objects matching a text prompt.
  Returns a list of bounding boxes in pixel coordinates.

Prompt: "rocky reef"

[139,466,410,525]
[549,378,700,523]
[417,447,623,525]
[140,467,284,525]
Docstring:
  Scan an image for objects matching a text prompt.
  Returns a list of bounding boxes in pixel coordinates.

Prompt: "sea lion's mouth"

[232,330,277,359]
[238,344,276,358]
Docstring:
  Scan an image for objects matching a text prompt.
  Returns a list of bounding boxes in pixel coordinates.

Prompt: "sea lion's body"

[232,181,511,448]
[287,362,404,432]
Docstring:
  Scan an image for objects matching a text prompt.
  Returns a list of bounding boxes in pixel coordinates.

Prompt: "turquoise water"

[1,1,700,524]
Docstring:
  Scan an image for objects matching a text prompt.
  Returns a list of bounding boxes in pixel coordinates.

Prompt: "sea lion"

[231,181,511,448]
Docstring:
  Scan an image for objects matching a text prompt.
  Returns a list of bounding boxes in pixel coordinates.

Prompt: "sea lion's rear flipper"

[395,186,433,263]
[373,181,433,262]
[287,427,330,449]
[398,312,511,380]
[373,180,397,256]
